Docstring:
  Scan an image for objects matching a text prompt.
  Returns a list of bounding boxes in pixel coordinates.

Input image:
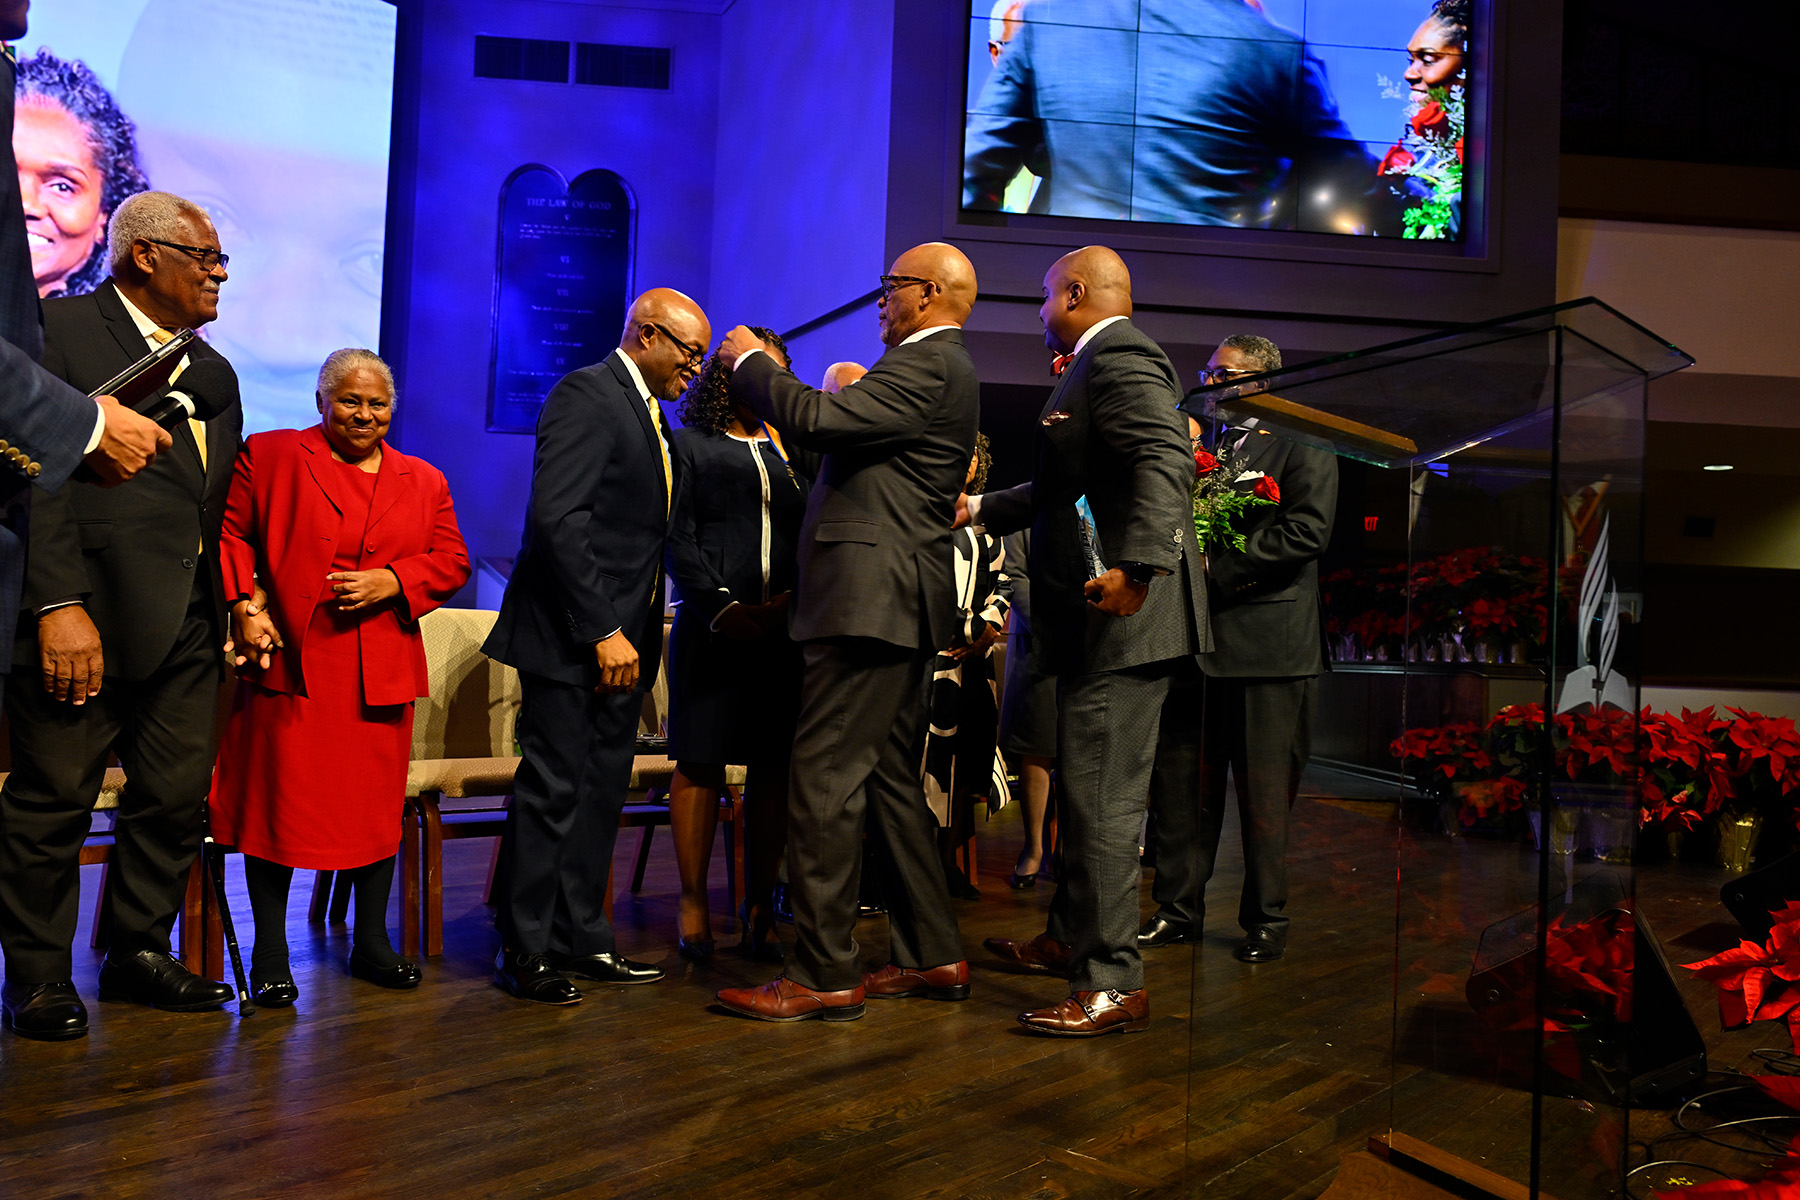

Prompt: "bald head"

[622,287,711,403]
[877,242,978,347]
[1039,245,1132,355]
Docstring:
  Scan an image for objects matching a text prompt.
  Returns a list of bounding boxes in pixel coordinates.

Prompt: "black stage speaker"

[1467,876,1707,1108]
[1721,851,1800,945]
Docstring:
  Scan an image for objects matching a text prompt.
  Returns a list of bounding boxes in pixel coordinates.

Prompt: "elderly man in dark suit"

[0,189,241,1038]
[1139,334,1338,964]
[963,0,1376,232]
[484,288,710,1005]
[967,245,1207,1036]
[712,242,980,1023]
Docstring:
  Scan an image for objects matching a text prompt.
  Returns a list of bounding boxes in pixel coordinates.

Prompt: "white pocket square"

[1234,469,1266,483]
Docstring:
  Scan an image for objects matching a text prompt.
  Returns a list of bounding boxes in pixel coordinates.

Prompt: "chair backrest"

[413,609,673,759]
[415,608,518,759]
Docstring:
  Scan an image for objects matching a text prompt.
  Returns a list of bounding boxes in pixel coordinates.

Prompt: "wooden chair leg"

[308,871,334,923]
[630,824,655,894]
[724,787,744,931]
[960,833,978,886]
[89,860,113,950]
[603,859,615,922]
[202,858,225,983]
[327,869,353,924]
[423,794,446,958]
[399,799,421,960]
[179,859,206,970]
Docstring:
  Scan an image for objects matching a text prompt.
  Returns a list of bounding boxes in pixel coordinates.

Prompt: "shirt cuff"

[709,599,741,631]
[34,599,84,617]
[966,493,985,535]
[83,402,106,455]
[732,347,767,372]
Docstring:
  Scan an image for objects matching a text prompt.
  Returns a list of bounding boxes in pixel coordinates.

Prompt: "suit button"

[366,544,376,553]
[26,463,40,477]
[0,439,9,451]
[182,557,196,569]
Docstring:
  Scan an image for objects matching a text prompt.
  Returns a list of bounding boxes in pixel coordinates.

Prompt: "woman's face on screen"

[1404,18,1466,93]
[14,99,108,296]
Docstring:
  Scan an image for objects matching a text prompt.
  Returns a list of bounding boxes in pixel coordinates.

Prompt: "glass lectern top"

[1180,298,1695,468]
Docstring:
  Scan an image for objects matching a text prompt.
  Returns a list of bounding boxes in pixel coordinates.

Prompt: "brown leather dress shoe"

[982,932,1072,975]
[1017,988,1150,1037]
[863,960,971,1001]
[716,976,866,1022]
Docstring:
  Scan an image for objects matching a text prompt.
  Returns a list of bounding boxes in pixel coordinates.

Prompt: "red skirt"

[210,605,412,870]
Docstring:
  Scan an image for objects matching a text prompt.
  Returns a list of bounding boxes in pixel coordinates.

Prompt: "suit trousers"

[1149,673,1315,934]
[0,577,221,982]
[1046,656,1198,994]
[786,638,961,992]
[498,671,640,957]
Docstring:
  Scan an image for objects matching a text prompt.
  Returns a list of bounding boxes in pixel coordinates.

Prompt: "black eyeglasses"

[649,322,704,367]
[878,274,935,301]
[145,238,229,271]
[1198,365,1256,386]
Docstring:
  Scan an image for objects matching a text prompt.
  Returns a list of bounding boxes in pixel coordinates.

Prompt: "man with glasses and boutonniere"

[0,190,242,1038]
[484,288,711,1006]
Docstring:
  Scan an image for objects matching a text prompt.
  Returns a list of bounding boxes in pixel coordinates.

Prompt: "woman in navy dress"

[664,328,812,960]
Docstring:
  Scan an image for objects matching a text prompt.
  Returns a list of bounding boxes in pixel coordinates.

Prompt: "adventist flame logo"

[1555,514,1633,714]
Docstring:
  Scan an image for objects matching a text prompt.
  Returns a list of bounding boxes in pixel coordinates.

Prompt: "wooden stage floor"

[0,768,1778,1199]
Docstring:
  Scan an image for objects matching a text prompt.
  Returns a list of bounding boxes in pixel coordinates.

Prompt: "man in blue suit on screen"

[963,0,1378,232]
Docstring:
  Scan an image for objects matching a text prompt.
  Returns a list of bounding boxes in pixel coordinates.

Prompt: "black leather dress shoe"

[1236,926,1287,963]
[493,950,582,1005]
[1136,914,1197,950]
[348,947,423,990]
[97,950,232,1012]
[548,951,664,985]
[251,977,299,1008]
[2,980,88,1040]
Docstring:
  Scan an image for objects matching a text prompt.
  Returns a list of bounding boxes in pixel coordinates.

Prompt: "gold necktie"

[149,327,206,472]
[649,398,671,517]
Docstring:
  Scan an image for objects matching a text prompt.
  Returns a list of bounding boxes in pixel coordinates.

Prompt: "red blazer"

[220,425,471,706]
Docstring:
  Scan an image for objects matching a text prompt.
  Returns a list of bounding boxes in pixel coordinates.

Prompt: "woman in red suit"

[210,348,471,1006]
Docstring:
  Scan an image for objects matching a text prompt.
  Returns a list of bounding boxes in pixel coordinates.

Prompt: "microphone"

[137,358,238,429]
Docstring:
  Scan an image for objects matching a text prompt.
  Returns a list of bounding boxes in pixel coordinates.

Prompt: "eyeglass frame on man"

[877,274,935,302]
[1198,365,1258,386]
[648,322,705,367]
[143,238,229,272]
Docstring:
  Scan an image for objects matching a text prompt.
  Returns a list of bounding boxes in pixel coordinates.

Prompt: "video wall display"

[14,0,398,432]
[963,0,1473,241]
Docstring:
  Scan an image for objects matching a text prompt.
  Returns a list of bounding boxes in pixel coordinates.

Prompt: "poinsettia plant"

[1190,441,1274,553]
[1684,900,1800,1052]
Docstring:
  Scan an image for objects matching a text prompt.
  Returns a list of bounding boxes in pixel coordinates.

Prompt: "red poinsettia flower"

[1253,476,1280,503]
[1685,901,1800,1043]
[1194,449,1218,476]
[1378,144,1414,175]
[1413,100,1450,136]
[1455,136,1464,164]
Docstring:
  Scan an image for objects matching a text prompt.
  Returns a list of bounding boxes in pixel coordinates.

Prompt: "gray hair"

[108,190,210,273]
[1220,334,1282,373]
[317,348,395,400]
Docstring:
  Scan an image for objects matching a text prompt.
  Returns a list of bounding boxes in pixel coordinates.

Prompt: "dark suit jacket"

[15,283,242,682]
[484,350,672,688]
[220,426,471,706]
[732,329,979,652]
[979,318,1208,675]
[963,0,1373,229]
[1201,429,1338,678]
[0,56,110,673]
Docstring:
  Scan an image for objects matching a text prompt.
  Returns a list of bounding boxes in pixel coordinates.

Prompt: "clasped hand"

[330,569,401,611]
[1084,567,1149,617]
[228,588,280,670]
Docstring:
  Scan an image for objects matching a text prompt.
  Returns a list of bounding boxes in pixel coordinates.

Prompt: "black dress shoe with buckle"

[97,950,232,1011]
[494,949,582,1005]
[1235,926,1287,963]
[251,977,299,1008]
[2,980,88,1040]
[1136,914,1197,949]
[547,951,664,985]
[348,947,423,990]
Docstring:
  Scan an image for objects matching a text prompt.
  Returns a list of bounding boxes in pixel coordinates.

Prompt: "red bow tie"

[1051,353,1074,376]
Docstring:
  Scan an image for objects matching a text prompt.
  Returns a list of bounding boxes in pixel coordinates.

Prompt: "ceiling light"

[1702,464,1734,471]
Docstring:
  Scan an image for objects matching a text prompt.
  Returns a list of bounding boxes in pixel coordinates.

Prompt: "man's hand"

[85,396,172,486]
[751,591,793,634]
[719,326,774,369]
[1084,567,1149,617]
[39,606,104,704]
[952,492,972,530]
[230,593,281,670]
[594,630,640,693]
[329,569,401,612]
[714,604,763,641]
[946,622,1001,662]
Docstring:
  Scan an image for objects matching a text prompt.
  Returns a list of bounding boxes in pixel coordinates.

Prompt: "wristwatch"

[1117,560,1157,586]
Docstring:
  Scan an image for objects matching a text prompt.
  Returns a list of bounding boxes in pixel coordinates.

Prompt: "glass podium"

[1176,299,1695,1197]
